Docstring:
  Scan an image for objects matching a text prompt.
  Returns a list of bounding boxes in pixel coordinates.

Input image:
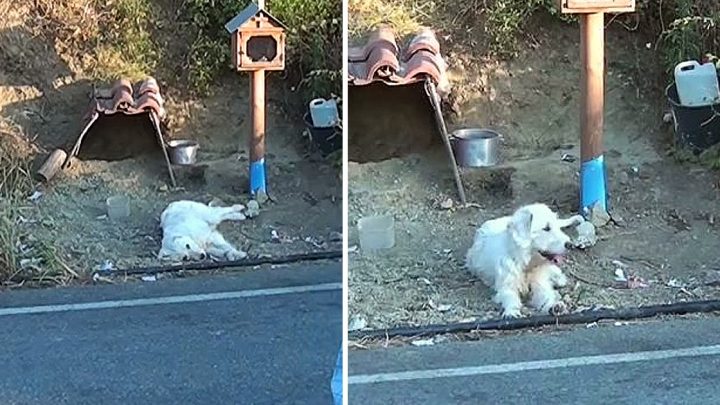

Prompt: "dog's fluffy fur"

[158,200,248,262]
[465,203,584,318]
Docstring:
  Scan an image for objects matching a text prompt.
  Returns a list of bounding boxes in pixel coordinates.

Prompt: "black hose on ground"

[349,299,720,340]
[108,250,343,276]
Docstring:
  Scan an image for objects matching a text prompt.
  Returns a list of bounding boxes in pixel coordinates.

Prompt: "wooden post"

[579,12,607,215]
[250,69,267,196]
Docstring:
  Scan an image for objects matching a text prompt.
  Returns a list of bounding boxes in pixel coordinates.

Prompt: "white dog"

[465,203,584,318]
[158,200,248,262]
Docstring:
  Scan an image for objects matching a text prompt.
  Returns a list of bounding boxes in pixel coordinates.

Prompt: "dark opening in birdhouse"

[247,35,278,62]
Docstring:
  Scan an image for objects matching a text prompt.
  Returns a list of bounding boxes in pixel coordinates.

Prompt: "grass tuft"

[0,120,75,285]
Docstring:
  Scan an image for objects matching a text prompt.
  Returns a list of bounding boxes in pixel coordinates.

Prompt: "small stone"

[158,184,169,192]
[328,231,343,242]
[588,203,611,228]
[610,214,626,227]
[439,198,453,210]
[256,190,269,205]
[348,315,368,332]
[246,200,260,218]
[573,221,597,249]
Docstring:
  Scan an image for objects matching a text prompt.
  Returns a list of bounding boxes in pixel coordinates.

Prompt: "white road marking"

[349,344,720,385]
[0,282,341,316]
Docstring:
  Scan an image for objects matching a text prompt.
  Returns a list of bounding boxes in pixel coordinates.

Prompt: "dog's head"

[508,203,580,264]
[158,236,207,261]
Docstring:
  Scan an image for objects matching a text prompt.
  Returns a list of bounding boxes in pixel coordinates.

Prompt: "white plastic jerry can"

[309,98,339,128]
[674,60,720,107]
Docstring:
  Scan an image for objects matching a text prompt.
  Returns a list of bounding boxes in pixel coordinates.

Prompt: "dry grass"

[0,0,156,82]
[0,120,34,281]
[0,120,77,286]
[348,0,434,40]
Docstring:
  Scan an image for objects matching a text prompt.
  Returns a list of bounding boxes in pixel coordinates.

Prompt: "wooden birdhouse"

[224,2,287,71]
[559,0,635,13]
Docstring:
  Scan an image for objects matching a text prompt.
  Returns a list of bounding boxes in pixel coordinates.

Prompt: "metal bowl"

[450,128,501,167]
[167,140,199,165]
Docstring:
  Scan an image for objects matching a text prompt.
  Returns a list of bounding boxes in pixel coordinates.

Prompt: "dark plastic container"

[303,113,341,156]
[666,82,720,153]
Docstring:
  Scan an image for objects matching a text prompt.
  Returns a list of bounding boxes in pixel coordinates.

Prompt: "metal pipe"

[579,12,608,215]
[424,79,467,204]
[250,69,267,196]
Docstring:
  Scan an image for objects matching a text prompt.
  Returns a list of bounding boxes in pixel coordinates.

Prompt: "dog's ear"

[509,209,533,246]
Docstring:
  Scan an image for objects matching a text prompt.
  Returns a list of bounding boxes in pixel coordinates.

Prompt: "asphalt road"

[349,317,720,404]
[0,261,342,405]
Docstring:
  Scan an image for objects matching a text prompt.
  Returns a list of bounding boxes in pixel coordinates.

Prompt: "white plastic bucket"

[358,215,395,251]
[106,195,130,219]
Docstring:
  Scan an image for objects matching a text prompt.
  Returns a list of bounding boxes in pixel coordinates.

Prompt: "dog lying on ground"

[158,200,248,262]
[465,203,584,318]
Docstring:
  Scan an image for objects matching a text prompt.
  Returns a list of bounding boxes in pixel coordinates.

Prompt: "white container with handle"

[674,60,720,107]
[309,98,339,128]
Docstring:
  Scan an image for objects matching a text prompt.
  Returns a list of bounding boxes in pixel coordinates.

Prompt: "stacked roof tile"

[81,77,167,128]
[348,26,450,96]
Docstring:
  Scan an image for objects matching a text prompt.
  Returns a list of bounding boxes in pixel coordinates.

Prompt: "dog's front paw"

[231,204,246,212]
[226,250,248,261]
[501,308,523,319]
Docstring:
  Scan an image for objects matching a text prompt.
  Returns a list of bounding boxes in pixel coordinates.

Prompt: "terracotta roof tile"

[82,77,167,127]
[348,27,450,96]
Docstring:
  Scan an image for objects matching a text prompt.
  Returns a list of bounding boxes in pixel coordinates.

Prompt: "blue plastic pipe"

[580,154,608,215]
[249,158,266,195]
